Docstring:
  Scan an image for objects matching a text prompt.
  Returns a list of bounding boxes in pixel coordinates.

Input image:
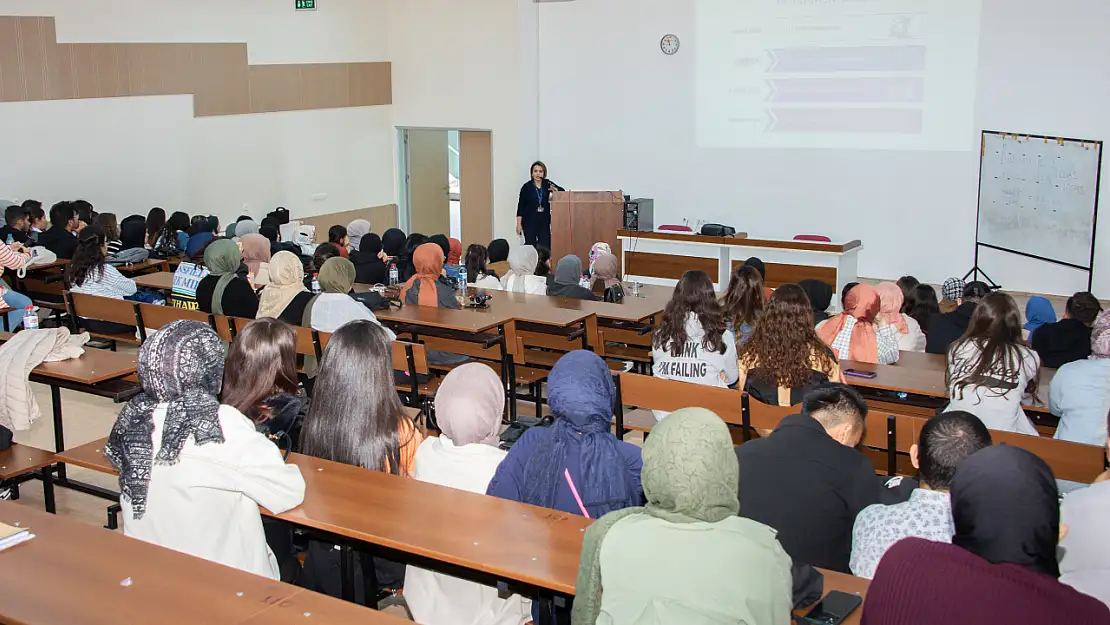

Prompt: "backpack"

[152,232,183,258]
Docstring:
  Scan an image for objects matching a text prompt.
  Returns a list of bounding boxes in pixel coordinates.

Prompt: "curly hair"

[739,283,837,389]
[721,264,764,329]
[653,270,728,357]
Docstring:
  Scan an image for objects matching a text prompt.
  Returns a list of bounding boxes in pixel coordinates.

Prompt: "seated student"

[381,227,406,265]
[535,244,553,284]
[946,292,1041,435]
[0,204,30,244]
[799,278,834,326]
[896,275,919,311]
[406,364,532,625]
[926,280,990,355]
[429,234,458,280]
[24,200,45,237]
[119,215,147,251]
[850,411,992,579]
[939,277,965,314]
[721,264,763,344]
[238,233,272,285]
[299,320,422,599]
[1059,411,1110,609]
[346,218,371,254]
[738,284,842,407]
[573,408,793,625]
[863,446,1110,625]
[105,320,306,580]
[447,237,462,268]
[547,255,599,300]
[196,239,259,318]
[876,281,926,352]
[38,201,82,259]
[396,233,428,282]
[73,199,96,227]
[256,251,313,325]
[465,243,502,289]
[735,384,889,573]
[840,281,859,308]
[146,207,166,248]
[651,270,738,420]
[188,214,209,236]
[152,211,189,256]
[588,241,611,276]
[742,256,775,300]
[234,218,260,239]
[350,233,388,285]
[498,245,548,294]
[66,226,140,334]
[93,213,122,256]
[590,252,625,302]
[1023,295,1056,341]
[401,242,462,308]
[817,283,900,364]
[1049,310,1110,447]
[184,217,216,259]
[169,211,191,250]
[327,225,349,258]
[1033,291,1102,369]
[170,256,210,312]
[308,257,394,336]
[0,239,34,330]
[486,238,510,278]
[908,283,940,336]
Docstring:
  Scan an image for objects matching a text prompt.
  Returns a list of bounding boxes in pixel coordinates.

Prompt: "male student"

[38,201,84,259]
[0,205,30,245]
[1032,291,1103,369]
[926,281,991,355]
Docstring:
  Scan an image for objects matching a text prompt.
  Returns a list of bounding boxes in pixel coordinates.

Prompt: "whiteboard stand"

[966,130,1104,292]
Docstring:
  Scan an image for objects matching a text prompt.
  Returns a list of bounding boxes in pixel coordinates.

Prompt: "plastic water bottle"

[4,234,12,246]
[22,306,38,330]
[311,273,320,294]
[457,263,468,293]
[579,274,590,289]
[388,263,399,286]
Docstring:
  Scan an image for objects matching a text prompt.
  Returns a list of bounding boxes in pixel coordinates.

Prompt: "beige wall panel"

[47,39,74,100]
[18,17,49,101]
[248,63,303,114]
[459,130,493,247]
[193,43,249,117]
[349,62,391,106]
[0,17,23,102]
[300,63,350,111]
[69,44,100,99]
[299,204,399,244]
[91,43,127,98]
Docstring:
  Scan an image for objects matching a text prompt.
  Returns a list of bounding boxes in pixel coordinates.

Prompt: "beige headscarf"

[501,245,539,293]
[239,234,272,275]
[257,251,307,319]
[433,363,504,446]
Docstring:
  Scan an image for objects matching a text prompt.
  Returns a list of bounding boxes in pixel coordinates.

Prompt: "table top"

[618,229,862,253]
[0,332,138,385]
[134,271,174,290]
[115,258,168,276]
[376,304,510,333]
[0,502,405,625]
[492,291,663,324]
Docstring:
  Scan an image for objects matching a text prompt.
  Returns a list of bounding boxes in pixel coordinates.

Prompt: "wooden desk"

[0,502,404,625]
[134,271,174,291]
[376,304,508,334]
[115,258,169,277]
[493,290,664,324]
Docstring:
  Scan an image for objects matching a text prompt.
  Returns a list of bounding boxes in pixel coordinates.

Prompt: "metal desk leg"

[50,385,66,481]
[341,545,355,603]
[41,466,55,514]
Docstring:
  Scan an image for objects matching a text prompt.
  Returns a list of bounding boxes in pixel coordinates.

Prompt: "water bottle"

[388,263,399,286]
[457,263,468,294]
[4,234,12,246]
[579,274,590,289]
[22,305,38,330]
[311,273,320,294]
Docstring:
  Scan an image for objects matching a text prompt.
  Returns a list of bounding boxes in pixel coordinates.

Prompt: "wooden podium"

[550,190,625,272]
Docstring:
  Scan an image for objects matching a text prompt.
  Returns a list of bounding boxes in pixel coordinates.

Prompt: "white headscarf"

[347,219,371,252]
[501,245,539,293]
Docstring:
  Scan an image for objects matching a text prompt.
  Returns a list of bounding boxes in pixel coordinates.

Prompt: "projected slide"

[696,0,982,150]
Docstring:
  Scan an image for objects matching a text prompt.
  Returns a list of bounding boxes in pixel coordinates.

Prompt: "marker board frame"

[970,130,1103,290]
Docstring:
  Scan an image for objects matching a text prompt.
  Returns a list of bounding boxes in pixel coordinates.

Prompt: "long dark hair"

[222,318,299,423]
[653,270,728,356]
[300,320,413,475]
[740,283,837,388]
[908,284,940,333]
[66,225,107,288]
[159,211,189,244]
[721,264,764,330]
[328,225,347,246]
[465,243,490,277]
[146,207,166,246]
[94,212,120,241]
[896,275,919,313]
[947,292,1040,403]
[535,245,551,277]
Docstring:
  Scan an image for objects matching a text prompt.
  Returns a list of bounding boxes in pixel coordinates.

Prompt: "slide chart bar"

[764,45,926,73]
[729,108,923,134]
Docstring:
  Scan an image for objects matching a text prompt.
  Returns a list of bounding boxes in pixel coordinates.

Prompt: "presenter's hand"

[516,223,523,235]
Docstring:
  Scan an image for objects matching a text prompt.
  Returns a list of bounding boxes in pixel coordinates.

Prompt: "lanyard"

[535,183,544,205]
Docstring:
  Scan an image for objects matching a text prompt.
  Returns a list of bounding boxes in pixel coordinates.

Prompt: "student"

[0,204,29,244]
[1024,295,1056,340]
[401,242,462,308]
[908,283,940,336]
[38,201,83,259]
[939,277,965,314]
[588,241,611,275]
[896,275,920,313]
[105,320,306,580]
[406,364,531,625]
[256,251,313,325]
[196,239,259,318]
[1059,410,1110,609]
[381,227,406,262]
[876,281,926,351]
[547,255,599,300]
[327,225,349,258]
[535,244,552,283]
[573,408,793,625]
[429,234,458,279]
[498,245,548,294]
[465,243,501,289]
[651,270,738,420]
[351,233,388,285]
[817,283,900,364]
[1049,310,1110,447]
[737,284,842,407]
[487,238,510,277]
[238,233,272,285]
[735,384,887,573]
[24,200,46,238]
[145,207,166,248]
[66,226,139,334]
[184,217,216,259]
[346,218,371,253]
[720,264,763,344]
[447,237,462,267]
[0,239,33,330]
[840,281,859,309]
[170,256,210,312]
[234,218,260,239]
[221,317,305,449]
[94,213,122,255]
[397,233,429,282]
[742,256,775,300]
[73,199,96,226]
[308,257,394,336]
[1032,291,1102,369]
[163,211,191,251]
[945,291,1040,435]
[119,215,147,251]
[862,446,1110,625]
[798,278,834,325]
[590,252,625,302]
[927,281,991,355]
[850,411,992,579]
[307,242,342,290]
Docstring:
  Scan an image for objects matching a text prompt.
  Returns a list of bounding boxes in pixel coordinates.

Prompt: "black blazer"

[516,179,564,229]
[925,302,976,355]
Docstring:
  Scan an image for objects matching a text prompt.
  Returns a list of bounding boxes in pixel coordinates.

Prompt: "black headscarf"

[488,238,510,263]
[799,279,834,324]
[429,234,451,260]
[381,228,406,257]
[743,257,766,280]
[120,215,147,250]
[951,445,1060,577]
[360,232,383,256]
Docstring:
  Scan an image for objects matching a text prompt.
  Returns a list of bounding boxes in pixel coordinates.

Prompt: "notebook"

[0,521,34,552]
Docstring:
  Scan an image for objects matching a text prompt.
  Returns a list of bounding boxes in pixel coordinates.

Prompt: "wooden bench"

[65,292,142,348]
[138,302,215,335]
[0,444,56,513]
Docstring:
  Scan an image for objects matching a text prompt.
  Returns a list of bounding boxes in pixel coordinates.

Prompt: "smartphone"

[843,368,877,379]
[803,590,863,624]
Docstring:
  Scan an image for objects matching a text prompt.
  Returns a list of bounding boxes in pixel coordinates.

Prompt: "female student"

[817,283,900,364]
[535,244,553,283]
[548,255,599,300]
[66,226,139,334]
[464,243,502,289]
[573,408,793,625]
[499,245,547,294]
[945,292,1041,435]
[896,275,919,313]
[1024,295,1056,340]
[401,242,463,308]
[940,277,965,314]
[487,238,510,277]
[863,446,1110,624]
[908,284,940,336]
[429,234,459,279]
[197,239,259,318]
[406,364,532,625]
[1048,310,1110,447]
[346,219,371,253]
[588,242,611,275]
[799,279,834,325]
[145,207,166,248]
[307,257,393,336]
[738,284,842,406]
[154,211,189,254]
[328,225,349,258]
[105,320,305,580]
[0,238,33,330]
[94,213,122,255]
[256,251,313,325]
[652,270,738,420]
[239,233,272,285]
[590,252,625,301]
[721,264,764,344]
[876,281,926,351]
[382,227,406,261]
[351,233,388,285]
[397,233,429,282]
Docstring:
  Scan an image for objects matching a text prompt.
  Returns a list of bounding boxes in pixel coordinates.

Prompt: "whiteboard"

[977,132,1102,269]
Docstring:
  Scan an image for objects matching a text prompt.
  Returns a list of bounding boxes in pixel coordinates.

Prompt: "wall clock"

[660,34,680,55]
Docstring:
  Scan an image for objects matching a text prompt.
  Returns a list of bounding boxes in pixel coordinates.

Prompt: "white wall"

[527,0,1110,296]
[0,0,395,225]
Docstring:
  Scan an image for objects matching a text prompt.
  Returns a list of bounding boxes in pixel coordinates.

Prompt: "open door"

[404,129,450,236]
[459,130,493,247]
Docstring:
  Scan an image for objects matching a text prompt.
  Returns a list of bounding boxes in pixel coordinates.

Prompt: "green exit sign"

[295,0,316,10]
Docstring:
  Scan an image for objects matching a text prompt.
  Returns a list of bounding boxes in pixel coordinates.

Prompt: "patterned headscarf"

[589,242,611,272]
[1091,310,1110,358]
[105,321,226,519]
[942,277,966,302]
